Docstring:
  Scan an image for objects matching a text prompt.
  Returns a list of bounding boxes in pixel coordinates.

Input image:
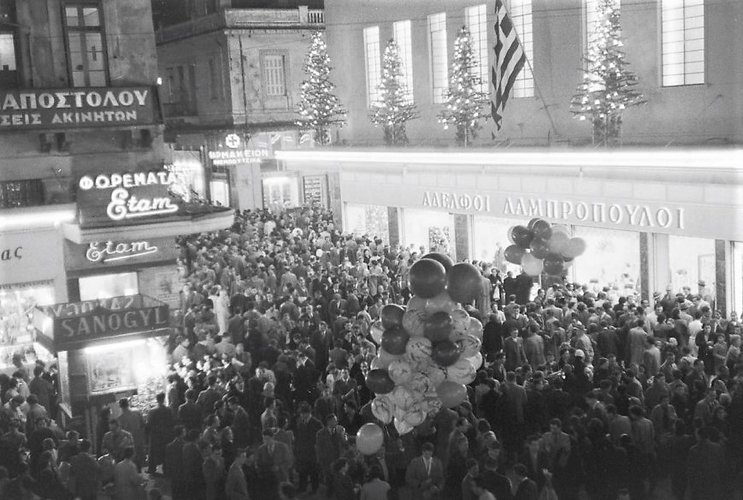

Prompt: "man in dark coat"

[405,442,444,500]
[147,392,174,474]
[68,439,99,500]
[183,429,205,500]
[686,426,726,500]
[315,414,347,496]
[178,389,203,431]
[513,463,539,500]
[164,426,186,500]
[295,403,323,495]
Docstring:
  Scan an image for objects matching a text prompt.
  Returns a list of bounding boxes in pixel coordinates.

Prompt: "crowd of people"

[1,204,743,500]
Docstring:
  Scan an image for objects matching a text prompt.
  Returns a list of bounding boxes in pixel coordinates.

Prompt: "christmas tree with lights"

[296,31,346,145]
[438,26,489,147]
[369,39,419,146]
[570,0,645,147]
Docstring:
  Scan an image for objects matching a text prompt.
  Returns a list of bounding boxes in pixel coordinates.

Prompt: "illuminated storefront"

[278,149,743,314]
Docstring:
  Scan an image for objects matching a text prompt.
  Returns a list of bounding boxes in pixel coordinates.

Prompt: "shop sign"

[423,191,491,212]
[208,132,270,165]
[64,237,179,271]
[1,246,23,262]
[76,170,183,228]
[0,86,159,131]
[35,294,170,350]
[0,229,63,286]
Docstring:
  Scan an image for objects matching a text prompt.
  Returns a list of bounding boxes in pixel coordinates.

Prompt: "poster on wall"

[302,176,325,207]
[428,226,451,255]
[88,348,136,395]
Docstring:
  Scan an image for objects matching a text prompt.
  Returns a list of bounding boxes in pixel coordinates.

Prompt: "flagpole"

[506,13,560,142]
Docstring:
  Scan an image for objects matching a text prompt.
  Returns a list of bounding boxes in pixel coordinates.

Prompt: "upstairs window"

[393,20,414,103]
[63,4,108,87]
[510,0,534,98]
[262,54,287,97]
[428,13,448,104]
[662,0,704,86]
[363,26,382,106]
[465,4,489,94]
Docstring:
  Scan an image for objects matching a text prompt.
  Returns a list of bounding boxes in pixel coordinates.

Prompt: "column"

[650,233,671,299]
[715,239,727,317]
[454,213,470,262]
[639,232,650,303]
[387,207,400,247]
[232,162,262,211]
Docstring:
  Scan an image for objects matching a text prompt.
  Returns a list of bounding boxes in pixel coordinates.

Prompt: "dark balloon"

[543,253,565,276]
[446,263,482,304]
[365,369,395,394]
[424,311,454,343]
[431,340,462,367]
[562,237,587,258]
[527,218,542,230]
[504,244,526,265]
[531,219,552,240]
[381,326,410,355]
[421,252,454,273]
[529,237,551,260]
[381,304,405,330]
[409,258,447,298]
[511,226,535,249]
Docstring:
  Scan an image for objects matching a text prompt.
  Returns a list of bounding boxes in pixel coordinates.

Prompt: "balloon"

[531,219,552,240]
[529,237,551,259]
[409,259,447,298]
[370,320,385,344]
[424,291,458,315]
[405,337,433,363]
[504,244,526,265]
[451,309,471,334]
[388,359,413,385]
[365,369,395,394]
[458,334,482,358]
[371,396,393,424]
[408,372,437,397]
[527,218,542,230]
[548,231,570,254]
[404,404,427,427]
[467,318,483,340]
[375,348,403,369]
[421,252,454,272]
[511,226,534,249]
[394,417,414,435]
[543,253,565,276]
[447,263,482,304]
[424,311,454,343]
[406,295,428,313]
[446,358,476,384]
[381,304,405,329]
[421,361,447,387]
[402,309,426,338]
[506,225,517,244]
[521,252,544,277]
[391,385,415,410]
[563,256,574,268]
[381,326,409,355]
[466,351,484,370]
[431,340,462,367]
[437,381,467,408]
[562,237,587,258]
[356,423,385,455]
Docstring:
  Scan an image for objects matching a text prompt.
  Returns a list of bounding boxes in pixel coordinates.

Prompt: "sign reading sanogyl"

[77,170,182,228]
[0,86,158,130]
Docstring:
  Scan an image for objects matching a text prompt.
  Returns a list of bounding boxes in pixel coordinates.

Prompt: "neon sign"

[86,241,158,264]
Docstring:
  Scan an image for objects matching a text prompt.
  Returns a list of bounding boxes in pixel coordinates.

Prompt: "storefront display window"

[572,226,640,296]
[668,235,715,298]
[79,272,138,301]
[263,176,299,211]
[473,216,526,273]
[403,209,454,256]
[0,281,55,370]
[732,242,743,319]
[345,204,390,243]
[210,176,230,207]
[168,150,206,202]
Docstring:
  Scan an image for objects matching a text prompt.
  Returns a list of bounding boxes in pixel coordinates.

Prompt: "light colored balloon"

[521,252,544,276]
[388,359,413,385]
[405,337,433,363]
[356,423,385,455]
[374,348,402,370]
[467,318,483,340]
[458,334,482,358]
[445,358,476,385]
[371,396,393,424]
[402,309,427,338]
[394,417,414,435]
[405,403,426,427]
[424,291,458,315]
[391,385,415,410]
[406,295,428,313]
[421,361,447,387]
[466,351,484,370]
[370,320,385,344]
[451,309,471,334]
[548,231,570,254]
[408,372,437,398]
[436,381,468,408]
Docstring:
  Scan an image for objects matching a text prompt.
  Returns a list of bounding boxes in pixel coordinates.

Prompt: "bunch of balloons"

[504,218,586,277]
[365,253,484,436]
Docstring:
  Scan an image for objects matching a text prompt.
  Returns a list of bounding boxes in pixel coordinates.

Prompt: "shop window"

[733,242,743,319]
[465,4,489,94]
[473,216,528,274]
[262,176,298,211]
[345,204,390,244]
[0,32,18,87]
[403,209,454,256]
[63,4,108,87]
[78,272,138,301]
[667,235,715,299]
[210,174,230,207]
[0,281,55,366]
[0,179,45,208]
[572,226,640,297]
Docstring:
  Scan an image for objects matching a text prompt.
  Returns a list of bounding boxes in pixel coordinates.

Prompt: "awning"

[34,294,170,351]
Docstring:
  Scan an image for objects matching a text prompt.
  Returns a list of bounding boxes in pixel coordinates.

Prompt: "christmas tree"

[570,0,645,147]
[437,27,490,147]
[296,31,346,146]
[369,39,419,146]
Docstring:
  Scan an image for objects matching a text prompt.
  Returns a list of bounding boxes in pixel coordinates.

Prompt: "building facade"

[0,0,231,432]
[275,0,743,314]
[155,0,327,211]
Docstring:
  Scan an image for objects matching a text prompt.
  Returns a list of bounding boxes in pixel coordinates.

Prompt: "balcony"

[156,7,324,44]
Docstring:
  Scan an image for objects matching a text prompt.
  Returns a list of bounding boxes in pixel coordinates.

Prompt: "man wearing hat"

[255,427,293,489]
